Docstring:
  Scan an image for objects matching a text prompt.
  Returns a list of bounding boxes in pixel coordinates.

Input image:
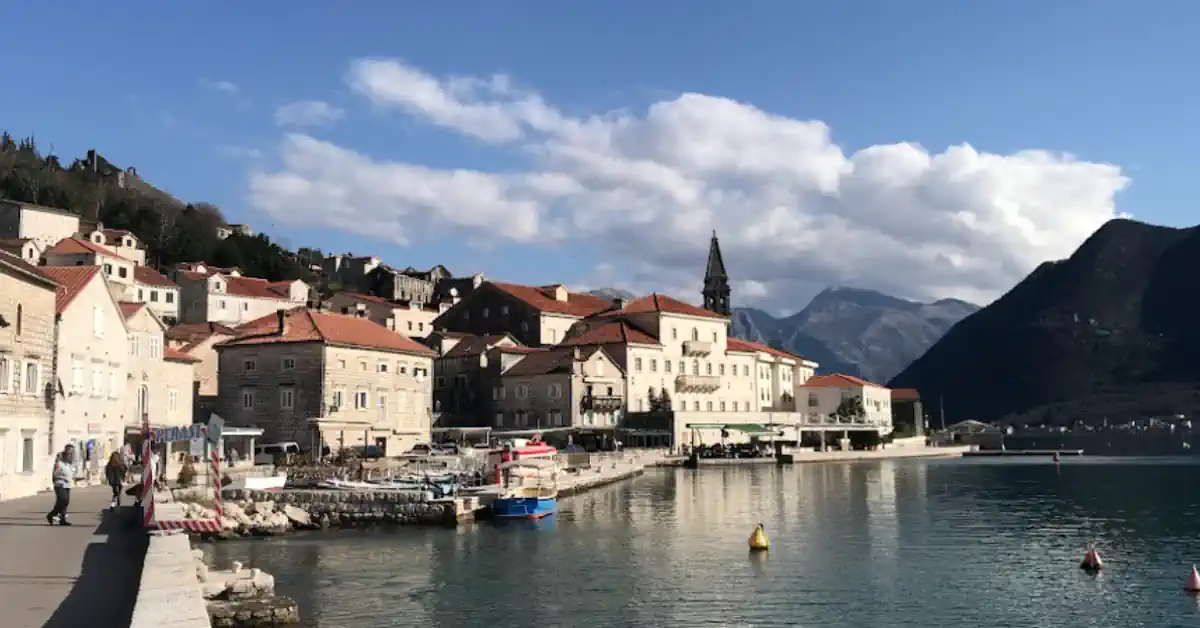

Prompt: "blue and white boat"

[492,459,558,520]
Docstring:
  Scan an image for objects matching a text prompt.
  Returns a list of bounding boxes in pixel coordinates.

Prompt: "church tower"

[702,230,732,320]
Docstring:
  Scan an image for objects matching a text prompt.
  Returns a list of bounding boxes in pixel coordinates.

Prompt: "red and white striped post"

[140,414,156,529]
[209,445,224,518]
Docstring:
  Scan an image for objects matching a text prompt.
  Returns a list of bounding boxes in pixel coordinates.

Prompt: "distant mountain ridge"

[889,218,1200,425]
[588,286,978,383]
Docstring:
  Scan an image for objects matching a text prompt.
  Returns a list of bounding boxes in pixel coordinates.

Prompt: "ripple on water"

[202,459,1200,628]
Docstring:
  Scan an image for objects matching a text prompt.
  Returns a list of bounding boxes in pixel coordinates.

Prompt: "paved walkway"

[0,486,147,628]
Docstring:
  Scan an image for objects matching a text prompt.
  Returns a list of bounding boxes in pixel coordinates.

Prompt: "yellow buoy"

[748,523,769,551]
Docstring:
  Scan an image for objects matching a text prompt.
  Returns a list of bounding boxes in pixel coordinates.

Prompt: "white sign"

[189,437,206,458]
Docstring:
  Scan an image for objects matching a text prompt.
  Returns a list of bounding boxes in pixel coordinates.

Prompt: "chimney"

[552,285,568,302]
[572,347,581,361]
[276,309,289,336]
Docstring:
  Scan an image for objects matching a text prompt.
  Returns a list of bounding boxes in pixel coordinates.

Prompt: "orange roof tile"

[166,322,239,343]
[803,374,884,389]
[164,347,201,363]
[0,249,55,288]
[726,338,808,362]
[489,282,612,317]
[599,293,727,320]
[442,334,516,358]
[133,266,177,288]
[219,308,436,357]
[559,320,659,347]
[47,236,118,258]
[36,266,101,314]
[503,346,603,377]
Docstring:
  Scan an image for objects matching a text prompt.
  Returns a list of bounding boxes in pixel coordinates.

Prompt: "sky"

[3,1,1197,316]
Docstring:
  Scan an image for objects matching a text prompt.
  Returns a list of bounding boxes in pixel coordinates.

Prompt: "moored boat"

[224,473,288,492]
[493,458,558,520]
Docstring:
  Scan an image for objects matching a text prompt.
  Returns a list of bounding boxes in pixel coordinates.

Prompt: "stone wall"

[228,488,455,527]
[129,531,211,628]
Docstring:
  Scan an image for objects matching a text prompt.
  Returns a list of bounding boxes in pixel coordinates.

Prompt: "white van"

[254,442,301,464]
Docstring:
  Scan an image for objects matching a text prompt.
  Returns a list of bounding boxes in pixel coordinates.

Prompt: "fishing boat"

[317,477,459,497]
[223,473,288,492]
[492,458,558,520]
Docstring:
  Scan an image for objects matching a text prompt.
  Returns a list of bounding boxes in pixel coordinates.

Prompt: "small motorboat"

[493,458,558,520]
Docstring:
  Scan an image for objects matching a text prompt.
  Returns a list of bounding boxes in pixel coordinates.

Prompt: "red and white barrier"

[139,414,224,534]
[209,446,224,519]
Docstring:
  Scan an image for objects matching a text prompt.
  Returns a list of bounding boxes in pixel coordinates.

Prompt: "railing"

[675,374,721,392]
[581,395,624,412]
[682,340,712,356]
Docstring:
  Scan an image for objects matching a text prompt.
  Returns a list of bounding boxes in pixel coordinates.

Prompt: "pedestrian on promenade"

[47,444,76,526]
[105,451,128,510]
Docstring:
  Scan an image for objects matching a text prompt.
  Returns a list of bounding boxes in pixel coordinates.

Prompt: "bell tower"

[702,230,731,320]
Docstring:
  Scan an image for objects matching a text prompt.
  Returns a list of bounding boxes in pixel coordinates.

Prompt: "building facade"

[214,309,435,455]
[491,346,625,430]
[0,200,81,249]
[326,292,442,337]
[0,251,57,500]
[432,281,614,347]
[86,228,146,265]
[173,263,309,325]
[166,322,237,420]
[121,303,196,430]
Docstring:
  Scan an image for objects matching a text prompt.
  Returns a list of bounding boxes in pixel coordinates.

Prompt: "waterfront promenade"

[0,486,146,628]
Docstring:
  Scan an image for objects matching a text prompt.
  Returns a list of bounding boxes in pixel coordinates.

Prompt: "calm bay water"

[204,458,1200,627]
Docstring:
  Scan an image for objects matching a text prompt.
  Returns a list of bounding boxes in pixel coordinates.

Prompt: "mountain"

[889,218,1200,426]
[732,288,979,383]
[586,287,637,301]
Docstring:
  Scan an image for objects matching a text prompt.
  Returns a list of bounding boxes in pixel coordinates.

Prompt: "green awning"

[684,423,774,434]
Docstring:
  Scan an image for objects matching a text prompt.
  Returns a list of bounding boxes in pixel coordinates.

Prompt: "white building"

[0,200,81,249]
[0,238,43,265]
[799,374,894,426]
[86,227,146,265]
[43,237,137,296]
[173,262,310,325]
[120,303,196,430]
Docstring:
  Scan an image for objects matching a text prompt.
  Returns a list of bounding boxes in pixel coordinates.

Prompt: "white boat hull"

[223,474,288,492]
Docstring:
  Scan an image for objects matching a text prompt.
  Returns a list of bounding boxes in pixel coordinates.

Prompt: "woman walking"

[46,444,76,526]
[105,451,128,510]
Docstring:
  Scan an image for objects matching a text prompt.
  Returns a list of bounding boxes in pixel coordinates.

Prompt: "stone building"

[491,346,625,430]
[214,308,436,455]
[427,332,525,426]
[0,200,81,249]
[172,262,309,325]
[0,250,57,500]
[432,281,615,347]
[43,237,181,322]
[325,291,443,338]
[165,322,238,420]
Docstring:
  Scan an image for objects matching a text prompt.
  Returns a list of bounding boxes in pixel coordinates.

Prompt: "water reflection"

[203,459,1200,628]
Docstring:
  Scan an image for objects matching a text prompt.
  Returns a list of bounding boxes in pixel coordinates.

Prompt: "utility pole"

[939,395,947,431]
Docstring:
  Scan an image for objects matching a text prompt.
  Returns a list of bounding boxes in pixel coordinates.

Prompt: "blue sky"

[2,2,1195,313]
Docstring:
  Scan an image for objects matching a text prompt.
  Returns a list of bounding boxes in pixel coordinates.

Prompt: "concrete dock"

[0,486,147,628]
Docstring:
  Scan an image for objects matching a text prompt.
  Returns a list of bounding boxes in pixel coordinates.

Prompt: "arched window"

[692,361,700,375]
[691,328,699,341]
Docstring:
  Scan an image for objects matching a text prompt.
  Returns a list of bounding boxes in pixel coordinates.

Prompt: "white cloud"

[274,100,345,128]
[250,59,1130,310]
[199,79,240,95]
[216,145,264,161]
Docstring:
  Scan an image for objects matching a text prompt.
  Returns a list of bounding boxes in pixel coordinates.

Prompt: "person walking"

[104,451,128,510]
[47,444,76,526]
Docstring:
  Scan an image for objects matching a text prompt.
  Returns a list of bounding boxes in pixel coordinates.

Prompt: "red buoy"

[1186,565,1200,593]
[1080,545,1103,572]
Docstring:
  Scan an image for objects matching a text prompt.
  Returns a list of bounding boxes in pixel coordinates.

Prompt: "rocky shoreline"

[192,547,299,627]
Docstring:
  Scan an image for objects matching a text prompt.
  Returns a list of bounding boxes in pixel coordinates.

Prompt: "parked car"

[254,442,301,465]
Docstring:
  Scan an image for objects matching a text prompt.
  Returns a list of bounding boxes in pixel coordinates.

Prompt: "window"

[671,327,677,340]
[549,383,562,399]
[355,390,369,410]
[168,388,179,412]
[130,334,140,356]
[664,360,671,373]
[706,401,713,411]
[398,363,407,375]
[14,304,21,336]
[693,400,700,411]
[108,371,119,399]
[712,331,718,342]
[23,361,38,395]
[119,267,128,279]
[22,434,34,472]
[359,361,367,372]
[501,306,509,315]
[483,307,490,318]
[103,263,112,275]
[150,290,159,302]
[242,390,255,409]
[242,303,249,311]
[70,361,84,393]
[332,389,345,410]
[692,361,700,375]
[244,359,257,372]
[706,363,713,375]
[435,376,446,389]
[719,364,725,376]
[279,388,295,410]
[650,359,657,372]
[494,413,504,426]
[165,292,175,304]
[0,358,9,394]
[691,328,699,341]
[149,337,162,359]
[720,401,726,411]
[377,362,388,373]
[678,360,684,373]
[597,362,604,376]
[92,307,104,338]
[137,289,144,301]
[407,321,413,331]
[743,365,749,376]
[91,368,103,397]
[634,358,643,372]
[517,385,528,399]
[281,357,296,371]
[338,360,346,369]
[219,300,227,310]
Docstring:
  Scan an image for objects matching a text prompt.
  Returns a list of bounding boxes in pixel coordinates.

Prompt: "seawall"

[226,488,457,527]
[129,531,211,628]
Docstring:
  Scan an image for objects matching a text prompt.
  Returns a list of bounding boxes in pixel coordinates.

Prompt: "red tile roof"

[36,266,101,314]
[489,282,612,317]
[503,346,603,377]
[134,266,177,288]
[166,322,239,343]
[0,249,55,288]
[442,334,516,358]
[726,338,808,362]
[118,302,146,320]
[219,308,436,357]
[47,236,120,258]
[598,293,727,320]
[891,388,920,401]
[101,229,135,243]
[803,374,884,389]
[164,347,201,363]
[558,320,659,347]
[179,268,297,301]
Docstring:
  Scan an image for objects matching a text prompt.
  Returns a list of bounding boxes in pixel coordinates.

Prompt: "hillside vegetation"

[0,132,321,283]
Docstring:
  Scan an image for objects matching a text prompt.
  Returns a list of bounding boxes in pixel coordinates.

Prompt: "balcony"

[682,340,712,356]
[675,374,721,393]
[581,395,624,413]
